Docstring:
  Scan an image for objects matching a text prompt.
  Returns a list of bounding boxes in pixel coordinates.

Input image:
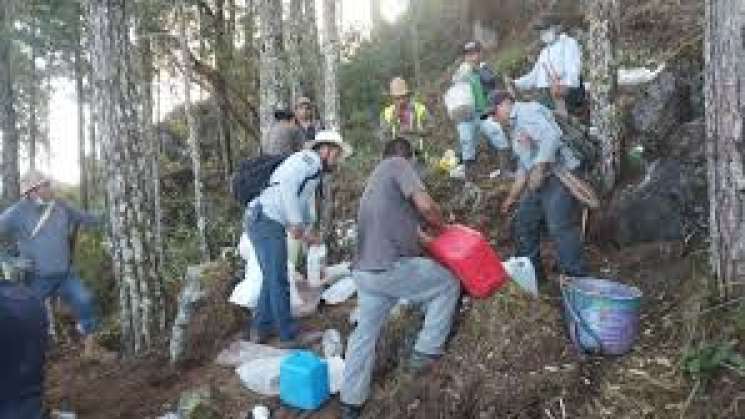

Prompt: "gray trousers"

[340,257,461,406]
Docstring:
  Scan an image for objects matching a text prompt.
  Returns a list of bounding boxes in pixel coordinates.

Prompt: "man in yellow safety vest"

[379,77,431,153]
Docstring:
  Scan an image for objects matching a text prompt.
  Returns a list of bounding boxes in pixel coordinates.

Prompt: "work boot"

[340,402,362,419]
[405,350,441,376]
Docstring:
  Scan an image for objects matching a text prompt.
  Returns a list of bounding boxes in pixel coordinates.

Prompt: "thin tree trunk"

[154,68,165,330]
[181,0,210,263]
[322,0,340,131]
[320,0,340,239]
[370,0,382,34]
[0,1,20,203]
[303,0,322,110]
[587,0,621,193]
[705,0,745,298]
[259,0,288,143]
[288,0,304,103]
[138,14,165,335]
[410,0,422,91]
[29,13,38,172]
[215,0,233,184]
[75,11,88,209]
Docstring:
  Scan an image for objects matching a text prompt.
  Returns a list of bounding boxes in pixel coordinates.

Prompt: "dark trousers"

[0,395,43,419]
[514,175,587,280]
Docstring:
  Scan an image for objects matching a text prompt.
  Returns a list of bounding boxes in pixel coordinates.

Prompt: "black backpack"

[479,64,499,91]
[231,154,290,206]
[231,153,323,206]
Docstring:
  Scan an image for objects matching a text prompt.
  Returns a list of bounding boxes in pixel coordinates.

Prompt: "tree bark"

[138,13,166,333]
[287,0,305,103]
[705,0,745,298]
[215,0,233,184]
[0,1,20,203]
[587,0,621,193]
[29,12,38,172]
[258,0,288,144]
[75,10,88,209]
[303,0,322,110]
[322,0,340,131]
[181,0,210,263]
[370,0,382,34]
[89,0,159,354]
[410,0,423,91]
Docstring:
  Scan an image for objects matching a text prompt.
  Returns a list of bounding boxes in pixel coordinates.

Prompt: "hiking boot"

[406,351,441,375]
[340,402,362,419]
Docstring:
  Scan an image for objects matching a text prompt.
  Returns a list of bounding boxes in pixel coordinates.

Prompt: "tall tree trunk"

[322,0,340,131]
[215,0,233,185]
[138,14,166,333]
[587,0,621,193]
[410,0,423,91]
[29,13,38,172]
[89,0,159,355]
[320,0,340,240]
[303,0,322,110]
[370,0,382,34]
[705,0,745,298]
[75,11,88,209]
[259,0,288,143]
[287,0,304,103]
[181,0,210,263]
[0,1,20,203]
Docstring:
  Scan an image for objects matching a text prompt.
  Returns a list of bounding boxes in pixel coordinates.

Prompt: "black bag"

[231,154,290,206]
[479,65,499,91]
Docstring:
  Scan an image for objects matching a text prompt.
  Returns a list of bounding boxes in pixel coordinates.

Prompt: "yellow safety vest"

[382,101,428,138]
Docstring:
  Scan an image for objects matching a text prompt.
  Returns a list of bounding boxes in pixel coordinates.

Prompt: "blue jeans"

[341,257,461,406]
[247,209,296,341]
[456,116,509,162]
[28,273,97,335]
[514,175,586,280]
[0,395,43,419]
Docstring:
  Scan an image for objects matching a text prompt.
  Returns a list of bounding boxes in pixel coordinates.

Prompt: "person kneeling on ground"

[340,138,461,419]
[483,91,587,283]
[245,130,352,348]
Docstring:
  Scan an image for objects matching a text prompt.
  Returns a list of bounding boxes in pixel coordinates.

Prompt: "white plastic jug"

[322,329,343,358]
[306,244,327,288]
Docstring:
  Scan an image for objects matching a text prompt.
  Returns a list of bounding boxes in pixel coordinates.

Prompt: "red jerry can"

[426,224,507,298]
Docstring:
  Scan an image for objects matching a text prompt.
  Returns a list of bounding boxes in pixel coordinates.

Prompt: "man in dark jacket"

[0,280,47,419]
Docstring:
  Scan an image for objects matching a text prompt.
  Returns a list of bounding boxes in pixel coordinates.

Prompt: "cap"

[481,90,514,119]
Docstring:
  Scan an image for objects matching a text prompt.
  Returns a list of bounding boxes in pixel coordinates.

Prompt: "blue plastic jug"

[279,351,330,410]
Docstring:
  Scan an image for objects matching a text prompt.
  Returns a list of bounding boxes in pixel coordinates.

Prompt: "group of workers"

[0,12,588,419]
[245,13,588,419]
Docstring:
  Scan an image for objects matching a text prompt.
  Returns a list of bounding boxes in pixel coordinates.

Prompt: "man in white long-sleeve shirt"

[513,14,583,116]
[246,131,352,348]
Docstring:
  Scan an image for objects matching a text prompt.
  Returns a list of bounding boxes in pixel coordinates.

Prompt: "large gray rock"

[598,119,707,247]
[630,71,692,157]
[610,159,688,245]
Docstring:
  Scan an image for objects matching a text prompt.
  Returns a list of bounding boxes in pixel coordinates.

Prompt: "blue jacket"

[0,199,100,278]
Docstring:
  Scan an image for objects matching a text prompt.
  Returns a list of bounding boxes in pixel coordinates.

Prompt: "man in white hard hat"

[245,131,352,348]
[0,170,105,357]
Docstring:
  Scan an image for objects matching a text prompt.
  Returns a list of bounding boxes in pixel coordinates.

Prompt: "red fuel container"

[426,224,507,298]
